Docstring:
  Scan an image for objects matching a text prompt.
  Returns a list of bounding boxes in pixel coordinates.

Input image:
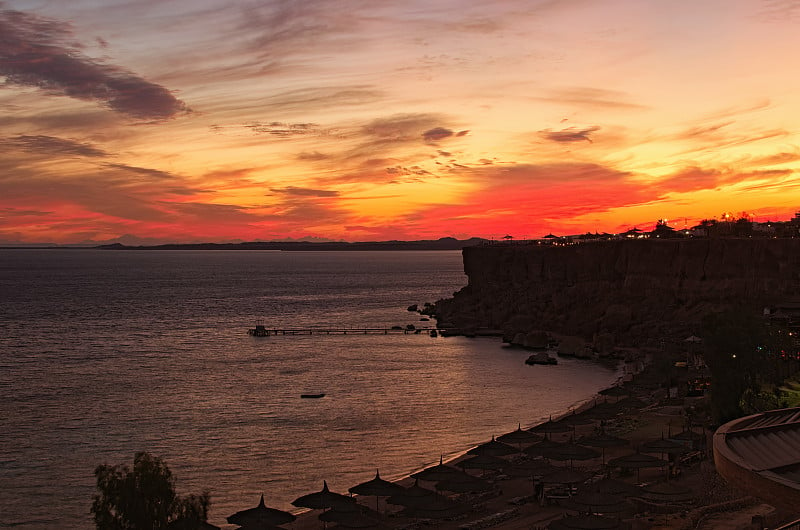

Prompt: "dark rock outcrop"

[433,239,800,348]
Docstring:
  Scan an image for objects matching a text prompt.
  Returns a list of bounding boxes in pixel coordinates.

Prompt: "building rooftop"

[714,407,800,513]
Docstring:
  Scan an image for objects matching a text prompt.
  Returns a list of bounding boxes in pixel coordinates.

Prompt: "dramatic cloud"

[422,127,453,143]
[0,8,187,120]
[104,163,180,181]
[270,186,339,197]
[245,121,319,137]
[540,126,600,143]
[363,114,445,141]
[2,135,107,157]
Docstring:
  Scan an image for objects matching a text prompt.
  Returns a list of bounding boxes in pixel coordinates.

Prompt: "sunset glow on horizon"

[2,0,800,244]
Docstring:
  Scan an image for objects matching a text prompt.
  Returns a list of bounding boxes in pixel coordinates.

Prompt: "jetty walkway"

[248,326,505,337]
[249,326,438,336]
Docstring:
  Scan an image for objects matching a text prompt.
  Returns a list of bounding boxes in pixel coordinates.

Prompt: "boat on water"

[301,393,326,399]
[525,351,558,365]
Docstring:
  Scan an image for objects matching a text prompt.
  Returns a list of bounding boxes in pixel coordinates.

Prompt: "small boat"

[301,393,326,399]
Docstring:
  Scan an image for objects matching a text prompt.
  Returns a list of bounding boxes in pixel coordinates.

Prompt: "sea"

[0,249,619,529]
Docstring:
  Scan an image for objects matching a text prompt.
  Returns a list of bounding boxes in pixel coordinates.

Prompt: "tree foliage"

[703,308,793,424]
[91,452,210,530]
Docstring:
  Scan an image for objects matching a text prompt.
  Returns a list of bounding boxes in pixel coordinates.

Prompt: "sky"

[2,0,800,244]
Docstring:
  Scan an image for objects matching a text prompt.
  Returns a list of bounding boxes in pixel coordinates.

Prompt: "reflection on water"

[0,250,617,528]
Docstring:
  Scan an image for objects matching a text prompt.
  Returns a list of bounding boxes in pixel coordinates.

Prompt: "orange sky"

[1,0,800,244]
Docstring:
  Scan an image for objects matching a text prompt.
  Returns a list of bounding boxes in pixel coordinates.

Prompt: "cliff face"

[434,239,800,348]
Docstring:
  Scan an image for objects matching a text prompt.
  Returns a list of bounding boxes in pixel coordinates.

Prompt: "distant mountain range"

[94,237,490,251]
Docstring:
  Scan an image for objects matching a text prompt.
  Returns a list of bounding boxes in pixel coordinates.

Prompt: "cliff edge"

[433,239,800,349]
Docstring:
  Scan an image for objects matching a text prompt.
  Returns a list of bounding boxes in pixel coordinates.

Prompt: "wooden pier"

[248,326,438,337]
[247,324,504,338]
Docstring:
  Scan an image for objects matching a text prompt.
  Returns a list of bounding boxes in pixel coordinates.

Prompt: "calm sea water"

[0,250,617,529]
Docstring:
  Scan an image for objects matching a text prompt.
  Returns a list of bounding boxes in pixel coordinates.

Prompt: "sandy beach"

[249,346,791,530]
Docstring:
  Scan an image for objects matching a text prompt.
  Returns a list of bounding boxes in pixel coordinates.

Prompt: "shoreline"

[264,346,787,530]
[276,355,634,525]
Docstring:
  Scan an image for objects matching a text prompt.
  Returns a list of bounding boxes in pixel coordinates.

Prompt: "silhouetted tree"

[92,452,210,529]
[703,309,793,424]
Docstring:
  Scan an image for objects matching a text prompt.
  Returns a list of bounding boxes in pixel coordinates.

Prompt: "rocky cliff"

[433,239,800,349]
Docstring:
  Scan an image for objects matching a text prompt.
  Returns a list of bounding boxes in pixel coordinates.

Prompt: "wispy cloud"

[1,135,107,157]
[540,126,600,143]
[270,186,340,197]
[0,7,187,120]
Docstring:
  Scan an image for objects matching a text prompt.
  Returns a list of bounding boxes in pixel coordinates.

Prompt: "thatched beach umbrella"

[434,474,492,494]
[559,412,596,428]
[505,458,558,478]
[598,386,629,398]
[410,456,463,482]
[227,494,297,528]
[318,505,378,528]
[349,470,404,514]
[548,514,625,529]
[458,454,507,472]
[543,441,600,467]
[562,491,629,515]
[466,436,518,456]
[231,523,288,530]
[385,480,436,508]
[498,424,541,447]
[640,481,695,503]
[292,481,357,511]
[639,436,690,457]
[614,396,647,412]
[523,437,565,458]
[398,495,470,520]
[607,452,667,482]
[578,478,641,498]
[577,432,629,464]
[529,416,573,437]
[539,468,589,486]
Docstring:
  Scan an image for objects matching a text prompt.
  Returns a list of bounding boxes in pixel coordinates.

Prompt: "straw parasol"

[577,432,629,465]
[542,440,601,466]
[559,412,596,428]
[562,491,630,514]
[640,481,695,503]
[227,494,297,527]
[639,435,690,457]
[385,480,436,508]
[598,386,629,398]
[607,452,667,482]
[548,514,625,529]
[497,424,542,447]
[458,454,508,472]
[529,416,574,437]
[523,437,566,458]
[398,495,470,520]
[292,481,357,511]
[539,468,590,486]
[434,474,492,494]
[578,478,641,498]
[466,436,518,456]
[410,456,464,482]
[318,506,378,528]
[348,470,404,513]
[505,458,558,478]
